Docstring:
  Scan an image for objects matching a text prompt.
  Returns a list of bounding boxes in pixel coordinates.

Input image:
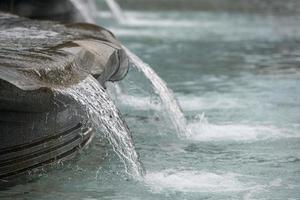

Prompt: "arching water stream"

[123,47,191,137]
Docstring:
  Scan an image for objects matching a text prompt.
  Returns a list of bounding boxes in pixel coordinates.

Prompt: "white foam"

[145,170,252,193]
[178,95,243,111]
[188,121,286,142]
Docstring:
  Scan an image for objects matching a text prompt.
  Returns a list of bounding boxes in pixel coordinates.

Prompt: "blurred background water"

[1,0,300,199]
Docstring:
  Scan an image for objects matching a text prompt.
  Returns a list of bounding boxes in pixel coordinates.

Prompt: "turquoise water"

[1,10,300,200]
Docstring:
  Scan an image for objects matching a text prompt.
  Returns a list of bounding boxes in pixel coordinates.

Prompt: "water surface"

[1,9,300,200]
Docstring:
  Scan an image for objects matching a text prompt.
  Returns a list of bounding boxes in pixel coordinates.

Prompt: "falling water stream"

[123,47,191,137]
[63,0,148,179]
[54,76,144,178]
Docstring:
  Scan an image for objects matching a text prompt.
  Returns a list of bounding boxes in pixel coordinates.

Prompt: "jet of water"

[105,0,127,23]
[54,75,145,178]
[123,47,191,137]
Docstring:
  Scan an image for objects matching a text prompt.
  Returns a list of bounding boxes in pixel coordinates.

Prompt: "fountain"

[0,0,190,182]
[0,10,140,181]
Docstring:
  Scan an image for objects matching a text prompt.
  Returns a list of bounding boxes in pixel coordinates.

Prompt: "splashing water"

[123,47,191,137]
[54,76,144,178]
[105,0,127,23]
[144,170,256,193]
[187,113,292,141]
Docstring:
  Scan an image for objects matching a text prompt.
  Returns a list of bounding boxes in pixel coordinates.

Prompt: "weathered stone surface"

[0,12,128,91]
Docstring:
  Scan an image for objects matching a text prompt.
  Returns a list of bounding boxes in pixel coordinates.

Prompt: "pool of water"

[1,9,300,200]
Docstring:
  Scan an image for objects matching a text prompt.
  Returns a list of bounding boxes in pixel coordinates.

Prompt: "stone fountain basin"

[0,12,128,181]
